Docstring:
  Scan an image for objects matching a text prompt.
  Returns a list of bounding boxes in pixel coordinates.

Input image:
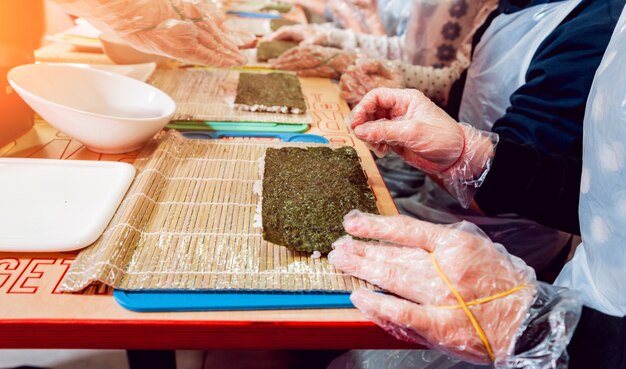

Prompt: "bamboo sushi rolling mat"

[60,131,376,293]
[147,68,312,124]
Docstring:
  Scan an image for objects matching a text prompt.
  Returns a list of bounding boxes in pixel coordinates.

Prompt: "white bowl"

[7,63,176,154]
[100,32,170,65]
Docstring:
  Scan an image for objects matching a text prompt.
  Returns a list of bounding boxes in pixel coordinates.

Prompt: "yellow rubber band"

[436,284,529,310]
[429,253,495,362]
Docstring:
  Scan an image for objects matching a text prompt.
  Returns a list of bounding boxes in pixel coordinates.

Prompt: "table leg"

[126,350,176,369]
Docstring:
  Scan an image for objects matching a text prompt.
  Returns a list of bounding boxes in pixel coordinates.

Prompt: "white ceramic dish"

[8,63,176,154]
[38,62,157,82]
[99,32,170,65]
[0,158,135,252]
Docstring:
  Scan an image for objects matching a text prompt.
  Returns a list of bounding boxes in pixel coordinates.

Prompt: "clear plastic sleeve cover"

[55,0,247,66]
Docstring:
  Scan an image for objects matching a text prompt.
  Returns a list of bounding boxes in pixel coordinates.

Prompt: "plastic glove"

[327,0,385,35]
[341,57,469,107]
[269,23,406,62]
[339,59,404,106]
[348,88,497,207]
[268,23,334,45]
[328,210,582,366]
[54,0,248,67]
[271,45,356,79]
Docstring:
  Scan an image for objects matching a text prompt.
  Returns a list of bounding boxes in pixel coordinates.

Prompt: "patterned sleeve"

[403,0,498,67]
[394,54,469,106]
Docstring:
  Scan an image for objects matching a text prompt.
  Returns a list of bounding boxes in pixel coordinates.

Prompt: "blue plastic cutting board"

[114,290,353,312]
[113,132,353,312]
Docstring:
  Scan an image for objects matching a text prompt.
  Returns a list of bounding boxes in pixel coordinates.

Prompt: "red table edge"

[0,319,418,350]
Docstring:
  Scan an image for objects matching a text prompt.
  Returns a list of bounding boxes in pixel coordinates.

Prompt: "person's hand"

[268,24,333,45]
[339,59,404,106]
[327,0,385,35]
[54,0,249,67]
[348,88,497,207]
[229,29,258,49]
[349,88,472,174]
[328,210,536,364]
[271,45,356,79]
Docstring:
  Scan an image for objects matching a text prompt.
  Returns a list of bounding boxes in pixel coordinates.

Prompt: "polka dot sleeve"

[396,51,470,106]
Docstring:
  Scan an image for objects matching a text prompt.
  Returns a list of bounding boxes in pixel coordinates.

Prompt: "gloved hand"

[54,0,248,67]
[327,0,386,35]
[329,211,582,366]
[268,23,335,46]
[271,45,356,79]
[339,59,404,106]
[341,57,468,106]
[269,23,406,62]
[348,88,498,207]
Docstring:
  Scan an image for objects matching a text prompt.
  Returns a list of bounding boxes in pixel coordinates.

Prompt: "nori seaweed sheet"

[235,73,307,113]
[260,3,292,13]
[262,147,378,253]
[270,18,299,32]
[256,40,298,62]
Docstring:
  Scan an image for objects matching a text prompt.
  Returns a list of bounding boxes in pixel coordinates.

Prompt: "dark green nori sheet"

[256,40,298,62]
[262,147,378,253]
[260,3,292,13]
[270,18,299,32]
[235,73,307,113]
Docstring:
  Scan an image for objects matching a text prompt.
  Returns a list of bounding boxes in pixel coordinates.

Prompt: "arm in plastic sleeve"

[340,53,469,106]
[271,45,357,79]
[328,28,405,60]
[442,123,499,209]
[52,0,247,67]
[326,0,386,35]
[270,23,405,61]
[327,211,583,367]
[339,58,405,106]
[347,88,497,208]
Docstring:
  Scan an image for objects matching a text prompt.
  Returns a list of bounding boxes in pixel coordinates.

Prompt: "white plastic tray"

[0,158,135,252]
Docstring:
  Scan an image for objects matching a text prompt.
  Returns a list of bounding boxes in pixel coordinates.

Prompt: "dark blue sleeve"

[567,306,626,369]
[475,139,582,234]
[491,0,624,157]
[473,0,625,231]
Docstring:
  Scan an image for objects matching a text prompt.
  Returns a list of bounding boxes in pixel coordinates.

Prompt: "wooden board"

[0,75,404,349]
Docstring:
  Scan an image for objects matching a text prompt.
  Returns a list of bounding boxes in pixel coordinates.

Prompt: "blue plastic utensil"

[226,10,282,19]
